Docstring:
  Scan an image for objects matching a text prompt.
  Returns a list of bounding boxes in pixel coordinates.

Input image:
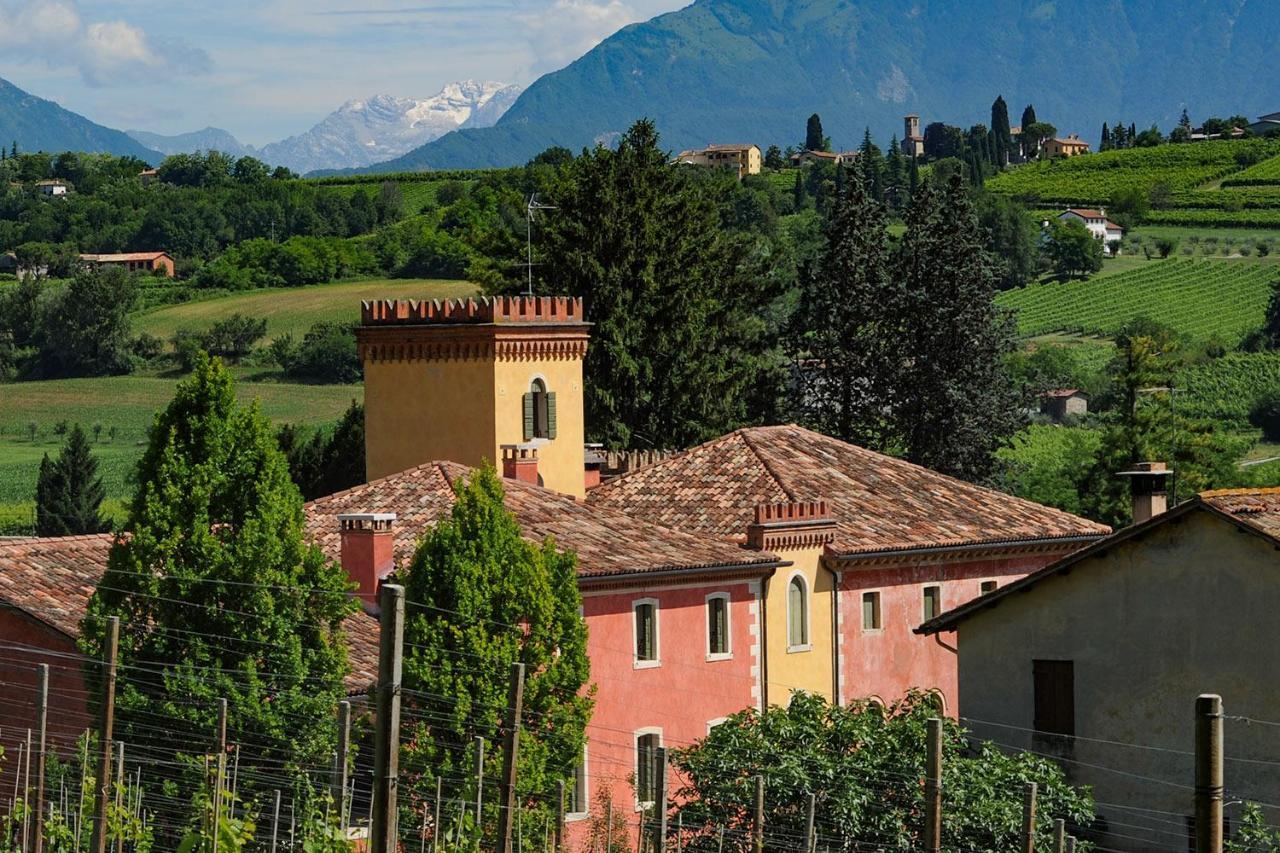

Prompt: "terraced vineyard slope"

[997,259,1278,344]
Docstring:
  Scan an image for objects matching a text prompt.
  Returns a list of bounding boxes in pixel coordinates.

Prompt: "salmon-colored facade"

[571,575,765,843]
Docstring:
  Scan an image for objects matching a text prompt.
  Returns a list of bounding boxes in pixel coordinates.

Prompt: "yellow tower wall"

[493,357,586,499]
[763,544,836,706]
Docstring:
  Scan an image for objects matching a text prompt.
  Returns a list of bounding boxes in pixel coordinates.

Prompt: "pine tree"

[788,157,898,448]
[1129,123,1138,142]
[542,119,785,447]
[1180,108,1192,130]
[1100,122,1111,151]
[81,355,356,831]
[884,138,905,209]
[805,113,826,152]
[891,175,1022,481]
[860,128,884,201]
[399,464,592,837]
[1019,105,1037,158]
[990,95,1012,165]
[34,424,107,536]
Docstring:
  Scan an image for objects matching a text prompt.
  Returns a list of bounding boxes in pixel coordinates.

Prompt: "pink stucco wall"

[836,552,1073,714]
[569,577,763,849]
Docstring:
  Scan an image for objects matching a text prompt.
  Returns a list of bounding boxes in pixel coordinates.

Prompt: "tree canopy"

[34,423,108,536]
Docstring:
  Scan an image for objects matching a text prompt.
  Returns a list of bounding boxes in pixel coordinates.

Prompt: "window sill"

[566,812,589,823]
[786,644,811,654]
[633,659,661,670]
[862,628,883,635]
[706,652,733,662]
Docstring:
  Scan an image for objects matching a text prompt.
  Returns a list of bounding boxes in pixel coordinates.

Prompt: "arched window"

[522,378,557,441]
[787,575,809,649]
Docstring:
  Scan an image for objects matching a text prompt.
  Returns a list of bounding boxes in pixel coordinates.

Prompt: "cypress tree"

[860,128,884,201]
[891,175,1022,482]
[1019,105,1037,158]
[81,355,356,834]
[1129,122,1137,142]
[788,157,898,448]
[34,424,107,536]
[806,113,826,152]
[399,464,592,836]
[884,138,905,208]
[990,95,1012,165]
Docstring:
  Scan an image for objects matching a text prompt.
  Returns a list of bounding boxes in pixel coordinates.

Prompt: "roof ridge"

[1201,487,1280,498]
[0,532,115,548]
[306,460,463,509]
[739,427,798,501]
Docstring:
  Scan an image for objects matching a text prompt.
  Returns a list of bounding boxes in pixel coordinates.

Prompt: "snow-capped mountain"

[259,80,523,174]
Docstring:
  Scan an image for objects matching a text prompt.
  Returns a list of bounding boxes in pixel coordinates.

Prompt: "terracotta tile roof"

[304,461,780,578]
[1042,388,1087,398]
[0,534,380,692]
[1060,209,1123,230]
[79,252,170,262]
[0,534,113,637]
[587,425,1109,556]
[1200,488,1280,542]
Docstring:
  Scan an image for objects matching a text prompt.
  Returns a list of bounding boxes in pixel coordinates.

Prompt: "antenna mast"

[525,194,557,296]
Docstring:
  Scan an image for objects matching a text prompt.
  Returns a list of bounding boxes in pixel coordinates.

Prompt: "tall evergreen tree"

[788,157,898,448]
[908,154,920,194]
[990,95,1012,165]
[81,355,356,838]
[859,128,884,201]
[1019,104,1037,158]
[541,119,784,448]
[34,423,107,536]
[398,464,593,837]
[805,113,826,152]
[1100,122,1111,151]
[278,400,365,500]
[884,138,906,209]
[892,175,1022,481]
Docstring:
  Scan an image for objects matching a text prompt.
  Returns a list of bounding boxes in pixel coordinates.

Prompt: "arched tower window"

[523,378,557,441]
[788,575,809,649]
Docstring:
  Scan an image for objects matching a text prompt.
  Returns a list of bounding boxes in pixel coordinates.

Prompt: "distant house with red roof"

[1057,208,1124,254]
[80,252,175,277]
[1040,389,1090,421]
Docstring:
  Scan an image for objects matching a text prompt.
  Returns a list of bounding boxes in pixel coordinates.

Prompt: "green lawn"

[132,278,477,343]
[0,375,362,524]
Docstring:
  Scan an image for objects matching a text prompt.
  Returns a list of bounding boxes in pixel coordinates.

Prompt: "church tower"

[358,296,590,498]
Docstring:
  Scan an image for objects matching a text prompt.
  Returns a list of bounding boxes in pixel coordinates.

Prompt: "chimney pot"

[338,513,397,610]
[502,443,540,486]
[1117,462,1170,525]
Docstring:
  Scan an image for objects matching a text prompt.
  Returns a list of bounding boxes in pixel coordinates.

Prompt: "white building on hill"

[1057,208,1124,255]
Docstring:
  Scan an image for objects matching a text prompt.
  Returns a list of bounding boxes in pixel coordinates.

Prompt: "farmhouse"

[1039,388,1089,421]
[673,144,762,176]
[918,482,1280,851]
[790,149,858,166]
[138,168,159,186]
[79,251,175,277]
[1043,134,1090,158]
[1247,111,1280,137]
[35,180,67,197]
[1058,208,1124,254]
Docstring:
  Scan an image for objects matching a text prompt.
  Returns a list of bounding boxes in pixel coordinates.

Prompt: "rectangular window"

[980,580,997,595]
[862,591,881,631]
[922,586,942,621]
[707,595,729,657]
[636,733,660,805]
[1033,660,1075,736]
[635,601,657,663]
[567,749,587,816]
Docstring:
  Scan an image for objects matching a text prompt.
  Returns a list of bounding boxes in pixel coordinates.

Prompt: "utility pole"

[334,701,351,831]
[213,698,227,853]
[805,792,816,853]
[114,741,124,853]
[433,776,443,853]
[33,663,48,853]
[753,775,764,853]
[496,662,525,853]
[923,718,942,853]
[1195,694,1223,853]
[654,748,668,853]
[555,779,565,851]
[474,735,485,843]
[271,790,281,853]
[371,584,405,853]
[1020,781,1037,853]
[90,616,119,853]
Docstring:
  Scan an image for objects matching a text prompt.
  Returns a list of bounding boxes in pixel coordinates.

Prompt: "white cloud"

[517,0,641,75]
[0,0,210,86]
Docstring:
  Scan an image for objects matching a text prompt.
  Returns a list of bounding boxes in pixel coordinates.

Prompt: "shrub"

[1249,390,1280,441]
[280,322,360,384]
[1155,237,1178,258]
[201,314,268,360]
[1258,241,1271,257]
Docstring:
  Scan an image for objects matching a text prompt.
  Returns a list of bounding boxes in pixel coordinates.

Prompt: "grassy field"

[133,278,477,343]
[0,374,361,502]
[999,258,1276,344]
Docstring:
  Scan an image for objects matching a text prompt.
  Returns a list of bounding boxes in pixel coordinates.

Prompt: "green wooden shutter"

[546,391,557,439]
[522,393,534,441]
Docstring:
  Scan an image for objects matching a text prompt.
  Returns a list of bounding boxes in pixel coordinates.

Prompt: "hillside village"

[4,5,1280,850]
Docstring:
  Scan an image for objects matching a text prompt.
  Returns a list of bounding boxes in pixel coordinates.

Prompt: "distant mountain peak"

[0,76,162,163]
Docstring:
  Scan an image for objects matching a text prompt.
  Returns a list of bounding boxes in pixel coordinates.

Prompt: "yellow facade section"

[364,354,586,499]
[493,358,586,499]
[762,545,835,705]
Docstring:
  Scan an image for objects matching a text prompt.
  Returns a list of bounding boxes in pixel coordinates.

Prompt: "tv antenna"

[524,194,557,296]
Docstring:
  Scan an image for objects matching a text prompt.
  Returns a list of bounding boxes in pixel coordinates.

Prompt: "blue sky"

[0,0,690,145]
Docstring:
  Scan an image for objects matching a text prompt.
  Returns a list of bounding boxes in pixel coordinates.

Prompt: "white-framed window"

[787,573,810,651]
[634,729,663,810]
[706,717,728,734]
[980,580,997,595]
[861,590,882,631]
[633,598,659,668]
[706,592,731,660]
[566,744,589,821]
[922,585,942,621]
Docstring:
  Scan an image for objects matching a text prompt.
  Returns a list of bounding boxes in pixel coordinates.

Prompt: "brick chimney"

[1118,462,1171,524]
[501,444,539,486]
[745,500,838,551]
[339,513,396,610]
[583,443,605,492]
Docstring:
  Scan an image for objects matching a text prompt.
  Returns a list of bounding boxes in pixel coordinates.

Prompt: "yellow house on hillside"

[673,144,762,176]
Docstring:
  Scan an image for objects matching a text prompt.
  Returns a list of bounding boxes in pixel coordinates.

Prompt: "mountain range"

[0,77,162,162]
[368,0,1280,172]
[124,80,522,174]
